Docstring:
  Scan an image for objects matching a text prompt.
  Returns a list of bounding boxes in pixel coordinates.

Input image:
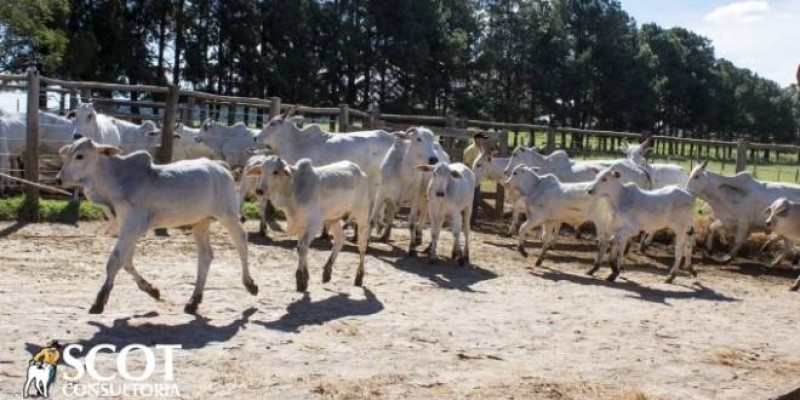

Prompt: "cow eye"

[476,163,481,168]
[75,154,84,160]
[602,178,607,182]
[272,170,279,175]
[693,175,699,179]
[416,138,422,142]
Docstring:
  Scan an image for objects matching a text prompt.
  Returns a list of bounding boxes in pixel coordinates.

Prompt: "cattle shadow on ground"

[532,267,739,305]
[249,235,411,259]
[722,260,800,281]
[28,308,259,355]
[254,288,383,333]
[384,255,498,292]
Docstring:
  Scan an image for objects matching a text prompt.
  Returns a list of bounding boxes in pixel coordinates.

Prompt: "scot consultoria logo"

[23,340,62,398]
[22,340,181,398]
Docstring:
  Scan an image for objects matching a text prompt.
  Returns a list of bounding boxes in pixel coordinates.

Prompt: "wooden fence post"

[24,69,40,214]
[228,102,237,125]
[185,95,195,125]
[368,105,381,129]
[338,103,350,133]
[270,97,281,118]
[158,84,179,165]
[546,125,556,154]
[495,129,509,218]
[736,138,747,173]
[69,88,78,110]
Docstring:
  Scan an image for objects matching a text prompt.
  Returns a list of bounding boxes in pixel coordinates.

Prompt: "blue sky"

[620,0,799,86]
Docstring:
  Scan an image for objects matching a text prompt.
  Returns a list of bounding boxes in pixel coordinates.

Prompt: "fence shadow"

[254,288,383,333]
[0,221,27,238]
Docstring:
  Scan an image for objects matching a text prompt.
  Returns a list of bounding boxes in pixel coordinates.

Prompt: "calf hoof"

[154,228,169,237]
[147,288,161,300]
[295,271,309,292]
[790,283,800,292]
[354,272,364,287]
[244,279,259,295]
[687,267,698,278]
[322,263,333,284]
[408,248,417,258]
[458,256,468,267]
[586,266,599,276]
[428,257,439,265]
[664,275,676,284]
[605,273,619,282]
[517,246,528,258]
[184,302,199,315]
[534,257,544,267]
[88,303,105,314]
[240,216,246,223]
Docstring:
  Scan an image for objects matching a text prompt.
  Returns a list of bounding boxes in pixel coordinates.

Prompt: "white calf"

[247,157,370,291]
[416,162,475,265]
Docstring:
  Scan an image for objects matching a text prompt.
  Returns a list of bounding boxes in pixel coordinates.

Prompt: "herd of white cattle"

[2,103,800,315]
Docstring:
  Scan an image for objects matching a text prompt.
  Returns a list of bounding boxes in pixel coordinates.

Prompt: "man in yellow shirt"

[30,340,62,393]
[463,132,489,224]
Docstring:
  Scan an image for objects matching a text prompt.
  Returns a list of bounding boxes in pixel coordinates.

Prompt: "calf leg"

[719,223,749,262]
[296,220,320,292]
[450,210,464,265]
[380,202,396,243]
[607,232,632,282]
[218,215,258,296]
[536,223,561,267]
[258,198,268,237]
[588,231,609,275]
[705,219,724,256]
[462,206,472,266]
[123,263,160,300]
[427,211,442,263]
[185,219,213,314]
[516,219,538,257]
[355,214,369,286]
[665,232,688,284]
[90,224,145,314]
[322,220,345,284]
[791,273,800,291]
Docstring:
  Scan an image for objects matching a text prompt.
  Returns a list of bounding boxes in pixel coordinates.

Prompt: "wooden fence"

[2,72,799,216]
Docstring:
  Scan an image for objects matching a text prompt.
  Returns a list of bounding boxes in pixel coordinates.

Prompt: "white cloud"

[694,0,798,86]
[704,1,771,24]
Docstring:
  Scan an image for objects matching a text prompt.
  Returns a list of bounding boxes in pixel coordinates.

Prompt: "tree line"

[1,0,798,142]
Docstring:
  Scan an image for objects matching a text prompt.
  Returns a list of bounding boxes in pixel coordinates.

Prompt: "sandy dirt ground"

[0,218,799,400]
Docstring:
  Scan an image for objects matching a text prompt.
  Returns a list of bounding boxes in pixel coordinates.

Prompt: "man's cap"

[473,132,490,140]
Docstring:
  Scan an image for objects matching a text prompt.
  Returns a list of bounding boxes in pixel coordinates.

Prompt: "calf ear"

[96,145,121,156]
[146,130,160,137]
[611,170,621,178]
[416,165,434,172]
[66,110,76,119]
[392,131,409,139]
[244,165,262,177]
[589,167,601,175]
[450,169,462,178]
[763,206,773,217]
[58,145,70,157]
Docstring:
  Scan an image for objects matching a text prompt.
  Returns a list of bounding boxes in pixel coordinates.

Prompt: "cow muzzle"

[435,192,445,198]
[73,133,83,140]
[428,157,439,165]
[255,188,264,196]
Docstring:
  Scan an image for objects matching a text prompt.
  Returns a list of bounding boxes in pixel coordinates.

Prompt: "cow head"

[246,155,291,198]
[685,159,709,193]
[504,164,541,198]
[72,103,100,141]
[56,138,121,187]
[586,167,622,196]
[395,127,439,166]
[417,162,461,198]
[765,197,791,228]
[256,106,304,151]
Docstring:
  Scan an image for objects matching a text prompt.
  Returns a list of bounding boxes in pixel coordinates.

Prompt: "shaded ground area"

[1,219,799,399]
